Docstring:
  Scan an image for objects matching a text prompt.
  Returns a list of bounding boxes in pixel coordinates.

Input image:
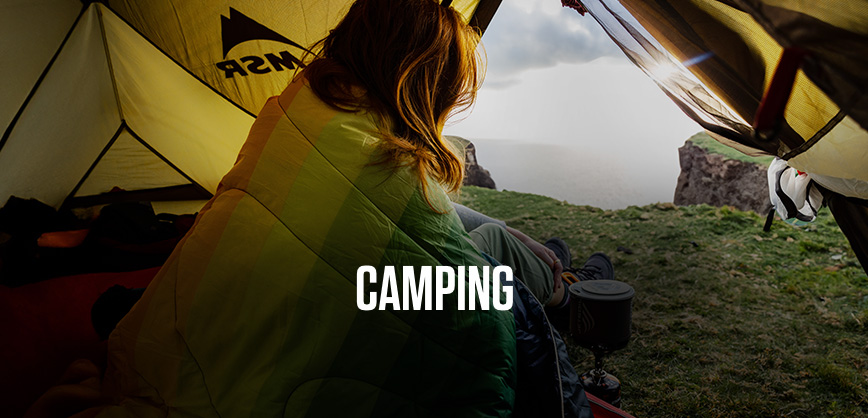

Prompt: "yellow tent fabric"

[0,3,254,210]
[105,0,491,116]
[0,0,81,133]
[0,0,499,212]
[577,0,868,271]
[579,0,868,199]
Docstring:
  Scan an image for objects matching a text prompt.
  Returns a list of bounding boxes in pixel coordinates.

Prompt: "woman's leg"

[468,224,565,306]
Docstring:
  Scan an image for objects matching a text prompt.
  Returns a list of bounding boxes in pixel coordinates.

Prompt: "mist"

[446,59,702,209]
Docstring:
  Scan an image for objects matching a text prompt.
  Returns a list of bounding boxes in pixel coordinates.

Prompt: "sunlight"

[647,61,679,84]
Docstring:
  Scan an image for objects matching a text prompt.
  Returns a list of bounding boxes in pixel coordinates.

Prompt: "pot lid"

[573,280,635,302]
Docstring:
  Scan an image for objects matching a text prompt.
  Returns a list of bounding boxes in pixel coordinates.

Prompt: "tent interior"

[2,0,868,416]
[4,0,867,270]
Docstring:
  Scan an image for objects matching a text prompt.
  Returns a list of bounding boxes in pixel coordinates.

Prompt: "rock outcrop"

[446,135,496,189]
[673,137,770,213]
[462,142,496,189]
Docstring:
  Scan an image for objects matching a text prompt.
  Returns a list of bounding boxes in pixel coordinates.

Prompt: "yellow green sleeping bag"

[96,77,517,417]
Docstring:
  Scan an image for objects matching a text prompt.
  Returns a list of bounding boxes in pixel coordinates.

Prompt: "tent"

[6,0,866,270]
[1,1,635,417]
[566,0,868,274]
[3,0,865,414]
[0,0,498,212]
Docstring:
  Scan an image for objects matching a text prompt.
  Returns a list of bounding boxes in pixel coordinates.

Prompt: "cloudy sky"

[444,0,702,209]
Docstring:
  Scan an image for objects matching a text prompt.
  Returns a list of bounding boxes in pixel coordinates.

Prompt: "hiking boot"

[544,237,571,269]
[567,252,614,282]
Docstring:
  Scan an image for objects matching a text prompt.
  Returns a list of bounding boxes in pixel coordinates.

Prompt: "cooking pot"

[569,280,634,352]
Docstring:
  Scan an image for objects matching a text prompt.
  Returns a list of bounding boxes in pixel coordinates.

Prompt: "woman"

[28,1,594,416]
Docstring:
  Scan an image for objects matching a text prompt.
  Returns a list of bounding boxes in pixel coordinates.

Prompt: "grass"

[687,132,775,166]
[457,186,868,418]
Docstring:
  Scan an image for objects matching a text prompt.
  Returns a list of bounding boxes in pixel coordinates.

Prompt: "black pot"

[569,280,634,352]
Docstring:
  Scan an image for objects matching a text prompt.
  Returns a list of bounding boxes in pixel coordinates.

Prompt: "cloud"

[478,0,622,88]
[478,77,522,90]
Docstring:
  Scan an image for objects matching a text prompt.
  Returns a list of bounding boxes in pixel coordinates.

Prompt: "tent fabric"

[578,0,868,193]
[0,0,81,132]
[787,116,868,197]
[100,4,254,197]
[577,0,868,274]
[0,3,253,210]
[0,0,500,212]
[731,1,868,133]
[0,5,122,208]
[104,0,492,116]
[95,78,517,417]
[74,131,191,198]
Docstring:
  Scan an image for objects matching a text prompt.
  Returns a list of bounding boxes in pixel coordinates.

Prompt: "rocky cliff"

[446,135,496,189]
[673,133,771,213]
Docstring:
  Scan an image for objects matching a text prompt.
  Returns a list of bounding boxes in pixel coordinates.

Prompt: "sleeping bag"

[96,77,519,417]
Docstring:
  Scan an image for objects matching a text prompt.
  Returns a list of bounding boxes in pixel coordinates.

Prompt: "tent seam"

[124,124,213,198]
[61,123,126,210]
[101,4,257,118]
[0,5,88,153]
[96,5,125,122]
[782,110,846,160]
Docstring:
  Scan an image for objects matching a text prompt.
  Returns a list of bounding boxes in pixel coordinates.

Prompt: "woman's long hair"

[303,0,484,208]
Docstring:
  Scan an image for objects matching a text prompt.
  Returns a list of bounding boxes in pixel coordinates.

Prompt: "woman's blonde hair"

[303,0,484,208]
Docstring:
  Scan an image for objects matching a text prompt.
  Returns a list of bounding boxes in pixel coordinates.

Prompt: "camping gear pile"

[0,197,194,286]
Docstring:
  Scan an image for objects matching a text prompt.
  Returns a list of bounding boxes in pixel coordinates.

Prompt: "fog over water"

[446,60,702,210]
[441,0,705,209]
[469,137,689,210]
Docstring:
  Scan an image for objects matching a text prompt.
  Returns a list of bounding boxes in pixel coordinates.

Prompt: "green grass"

[457,186,868,418]
[688,132,775,165]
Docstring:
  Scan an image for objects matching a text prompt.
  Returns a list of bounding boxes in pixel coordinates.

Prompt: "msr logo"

[216,8,308,78]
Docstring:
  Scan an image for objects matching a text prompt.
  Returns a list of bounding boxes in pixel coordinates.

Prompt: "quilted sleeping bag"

[95,77,518,417]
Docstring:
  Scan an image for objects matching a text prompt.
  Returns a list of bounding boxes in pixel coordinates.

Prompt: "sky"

[444,0,703,209]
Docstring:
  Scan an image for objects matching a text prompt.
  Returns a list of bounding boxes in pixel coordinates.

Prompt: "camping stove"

[569,280,635,408]
[579,349,623,407]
